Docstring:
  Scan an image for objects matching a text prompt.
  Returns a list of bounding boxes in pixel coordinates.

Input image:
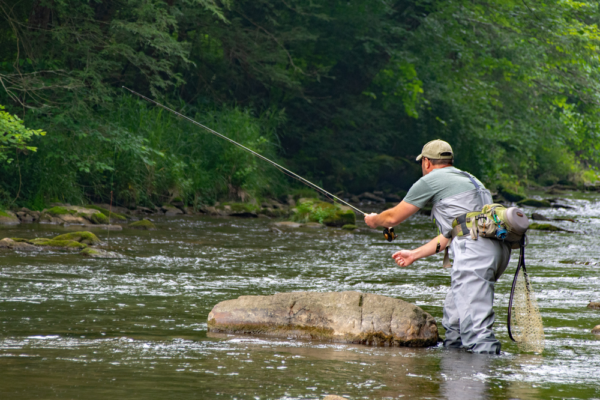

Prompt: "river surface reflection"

[1,191,599,399]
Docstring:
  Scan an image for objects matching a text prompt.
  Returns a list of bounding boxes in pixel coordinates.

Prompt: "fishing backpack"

[451,203,530,249]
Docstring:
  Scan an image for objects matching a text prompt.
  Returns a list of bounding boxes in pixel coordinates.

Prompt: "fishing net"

[508,243,545,353]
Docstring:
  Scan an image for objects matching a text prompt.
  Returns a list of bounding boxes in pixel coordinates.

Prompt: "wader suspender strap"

[442,171,484,268]
[507,238,526,341]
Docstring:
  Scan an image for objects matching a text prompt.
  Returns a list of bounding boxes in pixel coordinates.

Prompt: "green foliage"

[290,188,319,200]
[0,105,45,164]
[1,0,600,206]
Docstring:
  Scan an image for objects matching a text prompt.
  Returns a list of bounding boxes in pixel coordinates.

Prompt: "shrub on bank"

[292,199,355,227]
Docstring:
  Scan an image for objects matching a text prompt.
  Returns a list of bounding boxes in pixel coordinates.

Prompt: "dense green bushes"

[1,0,599,209]
[0,97,286,208]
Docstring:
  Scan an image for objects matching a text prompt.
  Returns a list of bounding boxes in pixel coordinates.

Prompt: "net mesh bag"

[508,244,545,353]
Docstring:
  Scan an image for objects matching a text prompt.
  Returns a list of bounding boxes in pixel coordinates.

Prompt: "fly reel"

[383,227,397,242]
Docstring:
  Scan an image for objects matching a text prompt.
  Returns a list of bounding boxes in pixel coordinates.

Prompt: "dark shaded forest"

[1,0,600,209]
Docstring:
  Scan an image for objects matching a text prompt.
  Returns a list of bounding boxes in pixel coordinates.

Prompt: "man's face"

[421,158,428,176]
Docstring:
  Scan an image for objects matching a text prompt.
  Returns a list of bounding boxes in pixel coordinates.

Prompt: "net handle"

[507,236,526,342]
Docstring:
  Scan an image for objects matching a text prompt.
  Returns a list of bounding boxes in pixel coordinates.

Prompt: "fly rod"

[122,86,366,216]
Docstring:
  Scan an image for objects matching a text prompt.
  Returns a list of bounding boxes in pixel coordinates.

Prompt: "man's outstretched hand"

[364,213,379,228]
[392,250,416,267]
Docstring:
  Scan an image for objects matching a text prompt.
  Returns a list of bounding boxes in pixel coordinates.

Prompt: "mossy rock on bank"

[517,199,551,207]
[0,210,20,225]
[498,187,526,202]
[53,231,101,245]
[41,206,110,225]
[342,224,357,230]
[45,206,76,216]
[128,219,156,230]
[86,205,128,221]
[90,213,109,224]
[529,223,570,232]
[293,199,356,227]
[28,238,88,249]
[219,202,259,215]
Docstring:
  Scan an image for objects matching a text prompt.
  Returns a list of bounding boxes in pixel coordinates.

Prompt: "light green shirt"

[403,167,485,208]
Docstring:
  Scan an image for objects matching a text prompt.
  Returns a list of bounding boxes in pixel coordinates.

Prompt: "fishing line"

[122,86,366,216]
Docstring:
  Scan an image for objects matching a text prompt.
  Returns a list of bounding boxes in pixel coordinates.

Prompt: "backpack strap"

[459,170,488,206]
[459,171,480,189]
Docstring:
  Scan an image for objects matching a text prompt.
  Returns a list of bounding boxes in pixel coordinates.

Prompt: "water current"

[1,191,599,399]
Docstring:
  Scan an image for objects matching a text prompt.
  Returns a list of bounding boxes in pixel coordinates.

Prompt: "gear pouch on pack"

[451,204,529,249]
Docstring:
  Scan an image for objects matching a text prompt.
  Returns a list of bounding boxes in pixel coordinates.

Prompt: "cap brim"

[415,154,423,162]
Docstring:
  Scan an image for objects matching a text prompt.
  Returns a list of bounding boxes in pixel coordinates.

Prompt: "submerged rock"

[80,248,124,258]
[272,221,303,228]
[208,291,439,347]
[531,212,550,221]
[551,203,576,210]
[587,302,600,310]
[304,222,326,229]
[529,223,571,232]
[517,199,551,208]
[0,210,20,225]
[593,325,600,335]
[342,224,357,230]
[77,224,122,231]
[128,219,157,230]
[323,396,346,400]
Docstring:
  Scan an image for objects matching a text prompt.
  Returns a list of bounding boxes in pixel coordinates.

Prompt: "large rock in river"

[208,291,438,347]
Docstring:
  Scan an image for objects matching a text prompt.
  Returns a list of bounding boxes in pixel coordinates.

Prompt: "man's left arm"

[364,200,419,228]
[392,234,450,267]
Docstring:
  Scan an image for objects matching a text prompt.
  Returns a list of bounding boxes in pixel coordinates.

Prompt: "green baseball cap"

[415,139,454,162]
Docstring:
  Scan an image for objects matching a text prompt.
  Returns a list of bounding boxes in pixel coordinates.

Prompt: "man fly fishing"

[125,88,538,353]
[364,140,512,354]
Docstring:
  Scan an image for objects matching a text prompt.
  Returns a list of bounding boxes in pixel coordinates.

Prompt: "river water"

[1,192,599,399]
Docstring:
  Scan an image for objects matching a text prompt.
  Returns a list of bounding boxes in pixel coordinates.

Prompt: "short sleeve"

[403,177,434,209]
